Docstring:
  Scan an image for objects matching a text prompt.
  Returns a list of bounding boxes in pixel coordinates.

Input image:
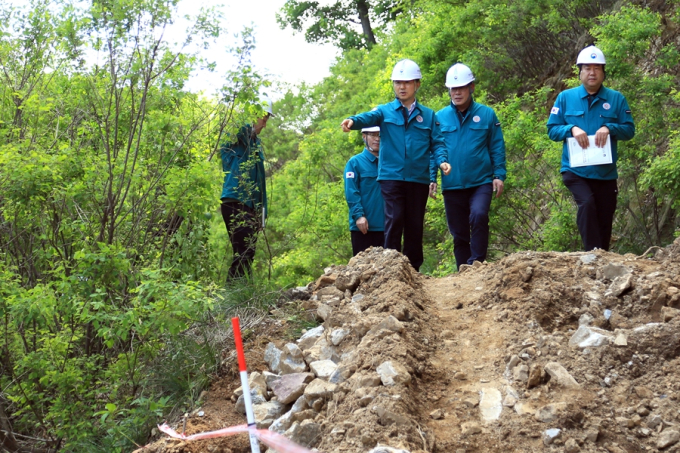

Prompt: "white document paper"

[567,135,612,167]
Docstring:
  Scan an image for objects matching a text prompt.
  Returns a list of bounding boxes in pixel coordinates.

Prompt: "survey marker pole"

[231,317,261,453]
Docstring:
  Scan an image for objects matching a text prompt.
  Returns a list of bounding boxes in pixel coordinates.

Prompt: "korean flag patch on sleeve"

[346,171,355,179]
[550,106,560,115]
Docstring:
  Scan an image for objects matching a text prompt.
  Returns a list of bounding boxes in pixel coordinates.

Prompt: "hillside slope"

[140,240,680,453]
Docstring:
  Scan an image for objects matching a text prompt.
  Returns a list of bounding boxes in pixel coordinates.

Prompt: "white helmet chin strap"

[363,137,375,153]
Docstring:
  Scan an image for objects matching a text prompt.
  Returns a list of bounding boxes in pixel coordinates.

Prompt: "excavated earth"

[138,239,680,453]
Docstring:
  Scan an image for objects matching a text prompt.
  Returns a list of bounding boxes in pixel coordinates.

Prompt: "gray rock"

[297,325,324,351]
[662,306,680,322]
[263,371,280,390]
[284,420,321,448]
[357,372,382,388]
[580,254,597,264]
[513,364,529,382]
[271,372,314,404]
[303,378,337,401]
[601,263,630,281]
[543,428,561,446]
[648,414,663,429]
[367,447,411,453]
[578,313,594,326]
[236,390,267,414]
[253,401,286,423]
[309,359,338,380]
[370,315,404,335]
[454,371,468,381]
[328,364,354,384]
[544,362,580,389]
[264,342,282,373]
[430,409,444,420]
[534,402,567,423]
[268,410,293,434]
[607,273,633,297]
[376,360,411,386]
[657,430,680,449]
[234,371,268,398]
[317,304,332,321]
[568,325,614,348]
[279,343,307,374]
[330,327,350,346]
[303,336,339,364]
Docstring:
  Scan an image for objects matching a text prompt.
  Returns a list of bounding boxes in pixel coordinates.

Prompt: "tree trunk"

[355,0,376,47]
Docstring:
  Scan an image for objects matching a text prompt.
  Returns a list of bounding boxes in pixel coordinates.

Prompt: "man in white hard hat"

[340,59,451,271]
[220,95,273,281]
[344,126,385,256]
[434,63,506,270]
[547,45,635,251]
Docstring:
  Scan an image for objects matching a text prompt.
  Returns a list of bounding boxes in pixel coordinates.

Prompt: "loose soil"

[137,240,680,453]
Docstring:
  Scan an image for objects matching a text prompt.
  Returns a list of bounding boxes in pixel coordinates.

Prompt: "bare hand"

[440,162,451,176]
[429,182,437,199]
[356,216,369,234]
[341,119,354,132]
[492,179,504,198]
[571,126,589,149]
[594,126,609,148]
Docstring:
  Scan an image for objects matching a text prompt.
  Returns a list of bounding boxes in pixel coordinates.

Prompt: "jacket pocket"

[600,112,618,120]
[440,125,458,133]
[565,110,585,117]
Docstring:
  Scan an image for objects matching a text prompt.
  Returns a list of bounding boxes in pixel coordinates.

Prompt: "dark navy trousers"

[221,201,258,281]
[443,183,493,269]
[379,180,429,271]
[350,231,385,256]
[562,171,618,251]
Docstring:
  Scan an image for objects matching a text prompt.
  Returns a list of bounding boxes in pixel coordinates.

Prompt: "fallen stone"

[614,332,628,346]
[607,273,633,297]
[616,416,634,429]
[330,328,350,345]
[234,371,268,398]
[534,402,567,423]
[297,325,324,351]
[600,263,630,281]
[367,446,411,453]
[454,371,468,381]
[253,401,286,423]
[369,315,404,335]
[580,254,597,264]
[317,304,332,321]
[236,390,267,414]
[579,313,594,326]
[648,414,663,430]
[657,430,680,449]
[376,361,411,386]
[543,428,561,446]
[568,325,614,348]
[564,437,580,452]
[291,409,316,423]
[430,409,444,420]
[503,395,517,407]
[513,364,529,382]
[661,306,680,322]
[309,360,338,380]
[335,271,360,292]
[328,364,354,384]
[263,371,280,390]
[527,363,543,388]
[284,420,321,448]
[634,386,654,399]
[303,336,339,364]
[264,342,282,373]
[514,402,537,415]
[279,343,308,374]
[479,388,502,422]
[461,421,482,436]
[584,429,599,442]
[544,362,580,389]
[375,406,411,427]
[462,395,480,408]
[271,373,314,404]
[303,378,337,401]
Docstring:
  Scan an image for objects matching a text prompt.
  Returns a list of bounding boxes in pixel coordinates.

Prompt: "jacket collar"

[578,84,607,99]
[362,148,378,162]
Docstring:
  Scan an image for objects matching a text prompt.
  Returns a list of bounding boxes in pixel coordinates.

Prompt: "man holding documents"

[547,45,635,251]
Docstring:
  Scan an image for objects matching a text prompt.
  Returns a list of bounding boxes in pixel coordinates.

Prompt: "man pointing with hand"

[341,59,451,271]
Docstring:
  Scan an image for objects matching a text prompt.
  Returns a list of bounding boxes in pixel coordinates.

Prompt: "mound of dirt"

[139,239,680,453]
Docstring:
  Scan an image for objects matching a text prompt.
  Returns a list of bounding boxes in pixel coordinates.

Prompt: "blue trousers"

[379,180,429,271]
[562,171,617,251]
[443,183,493,269]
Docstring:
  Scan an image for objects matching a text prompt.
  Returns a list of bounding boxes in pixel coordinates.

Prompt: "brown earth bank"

[137,239,680,453]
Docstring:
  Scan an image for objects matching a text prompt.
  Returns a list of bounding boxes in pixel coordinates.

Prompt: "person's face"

[362,132,380,154]
[580,64,605,93]
[393,79,420,103]
[254,114,270,135]
[449,82,474,110]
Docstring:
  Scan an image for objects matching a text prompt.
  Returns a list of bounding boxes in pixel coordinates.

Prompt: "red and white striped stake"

[232,317,261,453]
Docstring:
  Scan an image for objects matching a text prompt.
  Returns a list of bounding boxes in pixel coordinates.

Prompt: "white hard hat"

[445,63,475,88]
[260,95,274,116]
[576,45,606,65]
[361,126,380,133]
[391,59,422,81]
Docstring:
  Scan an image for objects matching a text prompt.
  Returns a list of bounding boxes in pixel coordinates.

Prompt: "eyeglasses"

[364,132,380,138]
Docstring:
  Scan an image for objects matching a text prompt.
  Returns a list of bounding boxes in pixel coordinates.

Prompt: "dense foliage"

[0,0,678,450]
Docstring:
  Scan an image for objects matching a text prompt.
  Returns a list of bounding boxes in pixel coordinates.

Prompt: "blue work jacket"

[220,125,267,214]
[547,85,635,180]
[348,98,448,185]
[435,101,506,191]
[344,149,385,232]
